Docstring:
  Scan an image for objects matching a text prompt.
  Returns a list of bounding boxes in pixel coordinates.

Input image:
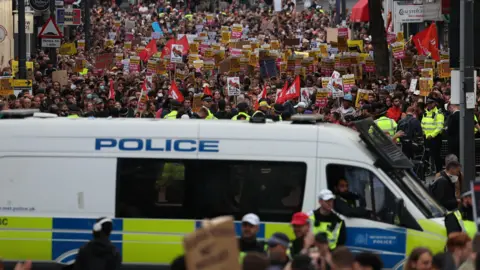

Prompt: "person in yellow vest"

[252,101,270,118]
[238,213,265,263]
[421,97,445,173]
[445,208,477,240]
[163,100,181,119]
[374,108,398,137]
[231,102,251,121]
[308,189,346,251]
[201,95,216,120]
[270,104,283,122]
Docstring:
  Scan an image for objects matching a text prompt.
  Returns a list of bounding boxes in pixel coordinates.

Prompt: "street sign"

[38,17,63,38]
[72,9,81,25]
[13,79,32,87]
[56,8,65,24]
[55,0,64,6]
[64,8,73,25]
[41,38,61,48]
[13,11,34,34]
[29,0,49,11]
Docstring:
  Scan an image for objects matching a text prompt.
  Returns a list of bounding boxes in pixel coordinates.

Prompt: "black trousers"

[425,136,443,173]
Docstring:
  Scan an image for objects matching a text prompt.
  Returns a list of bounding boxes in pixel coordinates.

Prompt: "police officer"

[460,191,473,221]
[270,104,283,122]
[252,101,270,118]
[73,217,121,270]
[238,213,265,261]
[333,178,369,218]
[201,95,216,120]
[444,208,477,239]
[266,232,291,268]
[231,102,251,121]
[421,97,444,173]
[163,100,181,119]
[308,189,346,251]
[374,107,397,137]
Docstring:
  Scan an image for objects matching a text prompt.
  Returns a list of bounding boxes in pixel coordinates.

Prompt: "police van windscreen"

[115,158,307,222]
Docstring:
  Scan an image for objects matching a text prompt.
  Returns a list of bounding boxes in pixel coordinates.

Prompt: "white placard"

[41,38,61,48]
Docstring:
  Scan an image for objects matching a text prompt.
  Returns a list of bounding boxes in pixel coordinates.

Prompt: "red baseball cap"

[291,212,309,225]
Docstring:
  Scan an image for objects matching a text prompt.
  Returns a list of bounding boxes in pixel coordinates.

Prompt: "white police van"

[0,110,448,269]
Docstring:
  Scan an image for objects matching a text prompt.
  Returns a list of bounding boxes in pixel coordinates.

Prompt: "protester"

[73,217,121,270]
[405,247,433,270]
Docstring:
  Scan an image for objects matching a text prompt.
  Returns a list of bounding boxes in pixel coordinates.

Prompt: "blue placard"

[56,8,65,24]
[152,22,163,34]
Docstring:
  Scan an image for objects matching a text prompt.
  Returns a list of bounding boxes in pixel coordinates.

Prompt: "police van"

[0,111,451,269]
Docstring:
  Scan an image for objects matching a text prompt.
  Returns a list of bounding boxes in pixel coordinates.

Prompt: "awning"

[350,0,369,23]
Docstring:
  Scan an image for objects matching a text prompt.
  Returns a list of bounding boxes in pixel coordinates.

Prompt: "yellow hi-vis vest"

[375,116,397,137]
[163,110,178,119]
[475,115,478,134]
[447,210,476,238]
[203,106,217,120]
[308,214,343,250]
[232,112,251,121]
[421,107,444,138]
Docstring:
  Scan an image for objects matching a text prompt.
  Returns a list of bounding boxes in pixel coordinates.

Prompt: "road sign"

[73,9,81,25]
[64,8,73,25]
[29,0,49,11]
[41,38,61,48]
[56,8,65,24]
[55,0,64,6]
[0,77,13,96]
[13,79,32,87]
[38,17,63,38]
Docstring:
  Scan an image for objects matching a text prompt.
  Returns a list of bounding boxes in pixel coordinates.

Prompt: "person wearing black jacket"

[431,161,462,211]
[446,104,460,159]
[238,213,265,255]
[73,217,121,270]
[333,178,369,218]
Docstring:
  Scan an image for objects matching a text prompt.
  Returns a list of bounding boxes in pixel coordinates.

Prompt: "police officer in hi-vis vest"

[421,97,444,173]
[201,95,216,120]
[163,100,182,119]
[308,189,346,251]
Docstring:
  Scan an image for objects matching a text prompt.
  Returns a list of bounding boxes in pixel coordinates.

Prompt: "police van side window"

[326,164,398,226]
[115,159,307,222]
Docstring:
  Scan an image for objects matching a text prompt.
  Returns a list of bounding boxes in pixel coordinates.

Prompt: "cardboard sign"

[52,70,68,86]
[183,216,240,270]
[95,53,114,70]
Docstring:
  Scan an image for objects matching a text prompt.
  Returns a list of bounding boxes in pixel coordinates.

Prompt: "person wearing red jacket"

[386,96,402,122]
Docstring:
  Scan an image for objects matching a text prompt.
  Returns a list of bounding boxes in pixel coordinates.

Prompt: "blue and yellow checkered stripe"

[0,217,292,265]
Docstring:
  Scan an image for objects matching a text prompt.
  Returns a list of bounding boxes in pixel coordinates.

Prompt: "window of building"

[116,158,307,222]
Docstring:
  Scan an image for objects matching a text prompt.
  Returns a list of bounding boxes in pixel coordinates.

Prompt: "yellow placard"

[419,77,433,97]
[59,43,77,55]
[0,77,13,96]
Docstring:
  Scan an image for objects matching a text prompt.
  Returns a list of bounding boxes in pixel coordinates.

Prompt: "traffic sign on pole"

[38,17,63,38]
[56,8,65,24]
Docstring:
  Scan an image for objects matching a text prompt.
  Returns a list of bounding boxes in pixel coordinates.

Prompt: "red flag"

[169,80,185,103]
[203,85,212,96]
[284,76,301,101]
[108,79,115,100]
[161,38,176,58]
[413,23,440,61]
[258,84,267,101]
[141,79,148,93]
[276,81,289,104]
[139,39,158,61]
[177,36,190,55]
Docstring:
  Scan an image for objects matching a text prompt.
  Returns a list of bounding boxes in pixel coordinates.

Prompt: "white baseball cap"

[318,189,335,201]
[294,102,307,108]
[242,213,260,226]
